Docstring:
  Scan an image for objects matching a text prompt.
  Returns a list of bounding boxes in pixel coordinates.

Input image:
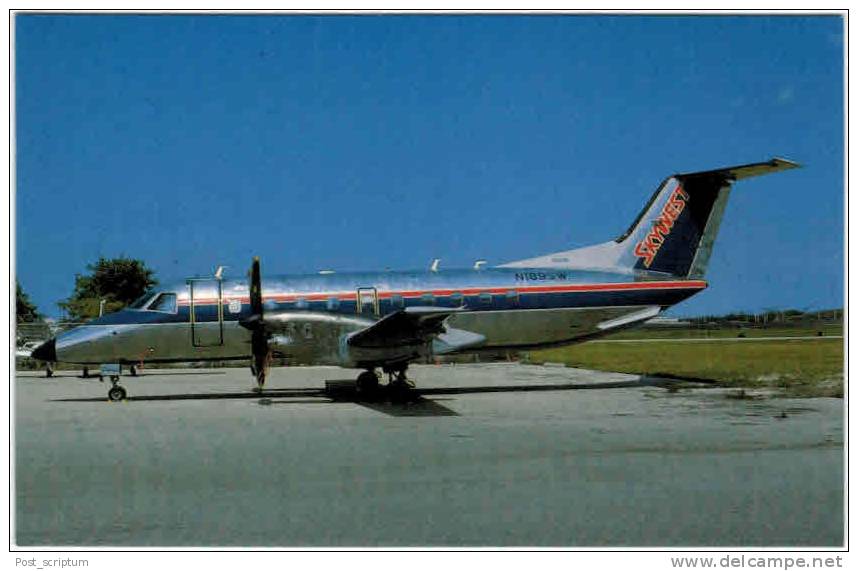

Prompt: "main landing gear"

[355,365,416,400]
[385,367,415,390]
[356,370,380,393]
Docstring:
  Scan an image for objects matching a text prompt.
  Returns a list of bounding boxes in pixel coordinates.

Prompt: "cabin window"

[390,294,404,308]
[129,292,156,309]
[420,293,435,305]
[327,297,340,310]
[450,292,464,305]
[295,297,309,310]
[505,290,520,304]
[479,292,492,305]
[148,293,177,314]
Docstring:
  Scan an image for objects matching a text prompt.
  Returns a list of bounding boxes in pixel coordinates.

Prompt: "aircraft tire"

[107,386,127,402]
[356,370,380,394]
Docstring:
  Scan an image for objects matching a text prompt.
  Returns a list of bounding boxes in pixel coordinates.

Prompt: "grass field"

[532,325,844,397]
[604,323,843,340]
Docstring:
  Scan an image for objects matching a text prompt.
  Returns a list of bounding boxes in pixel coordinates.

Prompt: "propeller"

[240,256,270,389]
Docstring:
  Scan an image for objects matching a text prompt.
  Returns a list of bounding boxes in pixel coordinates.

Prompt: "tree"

[16,281,41,323]
[59,257,158,321]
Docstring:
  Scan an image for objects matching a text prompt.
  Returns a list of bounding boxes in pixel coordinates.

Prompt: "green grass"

[532,332,844,398]
[606,323,843,340]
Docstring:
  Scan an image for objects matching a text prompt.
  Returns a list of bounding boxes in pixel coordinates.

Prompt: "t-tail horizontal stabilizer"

[499,157,799,278]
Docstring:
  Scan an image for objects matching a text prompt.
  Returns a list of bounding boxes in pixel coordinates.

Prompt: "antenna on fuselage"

[214,265,227,279]
[473,260,487,270]
[430,258,441,273]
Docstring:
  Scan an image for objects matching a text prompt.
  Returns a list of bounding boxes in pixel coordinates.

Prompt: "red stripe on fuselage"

[177,280,708,306]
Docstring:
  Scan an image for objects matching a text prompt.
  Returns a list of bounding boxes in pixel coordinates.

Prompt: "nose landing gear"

[99,364,127,401]
[107,379,127,402]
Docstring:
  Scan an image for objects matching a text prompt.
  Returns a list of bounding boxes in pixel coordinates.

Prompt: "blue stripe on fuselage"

[87,282,703,326]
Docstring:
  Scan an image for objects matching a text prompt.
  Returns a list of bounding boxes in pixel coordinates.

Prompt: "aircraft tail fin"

[499,157,799,278]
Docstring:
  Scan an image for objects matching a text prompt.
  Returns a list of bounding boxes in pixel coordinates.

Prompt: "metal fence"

[15,322,52,344]
[15,321,87,345]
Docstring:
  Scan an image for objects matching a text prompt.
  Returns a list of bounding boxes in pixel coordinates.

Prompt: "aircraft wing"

[348,306,478,350]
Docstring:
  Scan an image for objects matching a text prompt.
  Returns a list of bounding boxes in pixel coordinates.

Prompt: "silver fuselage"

[50,267,705,368]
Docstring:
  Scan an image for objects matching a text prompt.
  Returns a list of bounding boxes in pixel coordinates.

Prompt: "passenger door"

[188,278,224,347]
[356,287,379,317]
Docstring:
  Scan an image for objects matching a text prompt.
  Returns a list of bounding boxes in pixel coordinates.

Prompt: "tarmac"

[14,363,844,547]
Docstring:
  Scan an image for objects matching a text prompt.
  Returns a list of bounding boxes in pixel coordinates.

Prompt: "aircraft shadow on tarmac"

[30,370,228,380]
[51,376,702,417]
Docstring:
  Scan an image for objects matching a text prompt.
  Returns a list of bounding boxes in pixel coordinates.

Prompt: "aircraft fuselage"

[46,267,705,368]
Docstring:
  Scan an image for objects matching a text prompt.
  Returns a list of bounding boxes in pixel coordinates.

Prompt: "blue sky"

[16,14,844,318]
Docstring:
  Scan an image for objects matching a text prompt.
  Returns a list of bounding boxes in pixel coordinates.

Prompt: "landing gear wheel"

[356,370,380,394]
[390,367,414,388]
[107,385,127,401]
[45,363,54,378]
[387,367,416,401]
[82,366,89,378]
[130,365,138,377]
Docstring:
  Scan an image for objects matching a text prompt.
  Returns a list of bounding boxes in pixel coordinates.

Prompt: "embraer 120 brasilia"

[31,158,798,401]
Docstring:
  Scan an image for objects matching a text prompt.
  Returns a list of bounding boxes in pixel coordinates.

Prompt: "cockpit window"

[147,293,178,314]
[129,291,156,309]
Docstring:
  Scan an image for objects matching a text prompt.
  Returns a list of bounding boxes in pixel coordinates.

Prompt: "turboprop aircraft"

[30,158,798,401]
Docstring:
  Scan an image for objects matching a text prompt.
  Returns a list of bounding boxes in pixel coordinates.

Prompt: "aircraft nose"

[31,338,56,362]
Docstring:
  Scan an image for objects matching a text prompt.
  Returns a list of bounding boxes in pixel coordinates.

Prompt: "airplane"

[30,157,799,401]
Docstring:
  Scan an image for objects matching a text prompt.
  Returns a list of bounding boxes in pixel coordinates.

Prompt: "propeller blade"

[249,256,263,318]
[245,256,269,389]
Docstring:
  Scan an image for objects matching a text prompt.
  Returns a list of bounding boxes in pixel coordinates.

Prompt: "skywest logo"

[633,185,689,268]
